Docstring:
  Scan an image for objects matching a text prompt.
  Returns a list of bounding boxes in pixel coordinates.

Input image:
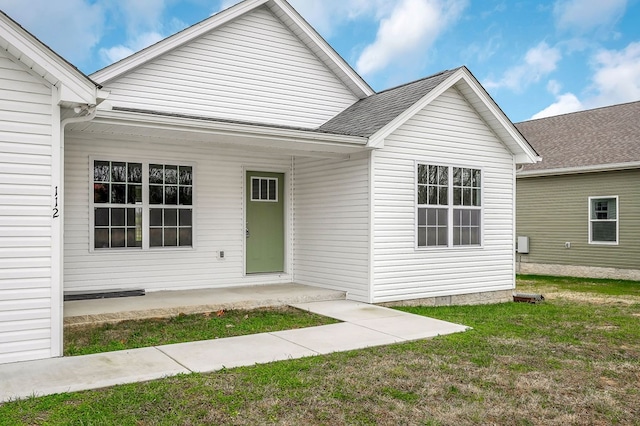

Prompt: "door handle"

[246,227,250,238]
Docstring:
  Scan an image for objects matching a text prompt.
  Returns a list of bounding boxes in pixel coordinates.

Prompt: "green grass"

[64,307,339,356]
[2,276,640,425]
[517,273,640,296]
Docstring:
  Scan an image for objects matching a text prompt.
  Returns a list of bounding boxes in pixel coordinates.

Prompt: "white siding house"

[0,0,539,365]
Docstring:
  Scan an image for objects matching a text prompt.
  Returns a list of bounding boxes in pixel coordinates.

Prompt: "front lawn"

[2,276,639,425]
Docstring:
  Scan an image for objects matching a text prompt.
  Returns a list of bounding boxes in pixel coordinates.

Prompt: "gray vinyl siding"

[372,87,517,303]
[64,132,295,292]
[0,49,54,364]
[102,6,358,129]
[516,169,640,270]
[293,155,370,302]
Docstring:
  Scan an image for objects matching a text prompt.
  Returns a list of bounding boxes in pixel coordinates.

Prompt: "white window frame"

[588,195,619,245]
[89,156,196,252]
[250,176,279,202]
[415,162,484,250]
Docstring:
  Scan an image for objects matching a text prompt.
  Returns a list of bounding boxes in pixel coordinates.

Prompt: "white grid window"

[589,196,618,244]
[251,177,278,202]
[417,164,482,248]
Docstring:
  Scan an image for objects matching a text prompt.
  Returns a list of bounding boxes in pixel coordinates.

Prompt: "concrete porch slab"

[64,283,346,326]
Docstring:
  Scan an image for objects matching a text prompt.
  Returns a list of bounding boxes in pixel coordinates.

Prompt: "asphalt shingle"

[515,101,640,172]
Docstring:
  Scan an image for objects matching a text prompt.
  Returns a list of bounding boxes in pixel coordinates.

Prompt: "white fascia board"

[0,14,98,105]
[366,68,467,149]
[517,161,640,178]
[269,0,374,99]
[94,109,368,148]
[90,0,269,84]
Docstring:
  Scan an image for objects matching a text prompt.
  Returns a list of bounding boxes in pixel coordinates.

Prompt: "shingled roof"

[515,101,640,174]
[318,68,461,137]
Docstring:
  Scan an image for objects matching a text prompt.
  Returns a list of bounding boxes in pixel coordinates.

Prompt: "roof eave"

[0,11,100,106]
[517,161,640,178]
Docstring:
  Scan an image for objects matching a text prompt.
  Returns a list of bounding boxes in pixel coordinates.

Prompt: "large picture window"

[92,159,194,250]
[417,164,482,248]
[589,196,618,244]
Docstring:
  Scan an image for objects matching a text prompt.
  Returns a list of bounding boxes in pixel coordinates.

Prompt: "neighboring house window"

[589,196,618,244]
[92,160,193,250]
[417,164,482,248]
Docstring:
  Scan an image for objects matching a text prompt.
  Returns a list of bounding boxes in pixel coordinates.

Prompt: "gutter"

[517,161,640,178]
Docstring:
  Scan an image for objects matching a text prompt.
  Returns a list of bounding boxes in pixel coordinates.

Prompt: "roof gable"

[516,101,640,175]
[90,0,373,99]
[0,11,101,106]
[321,67,539,164]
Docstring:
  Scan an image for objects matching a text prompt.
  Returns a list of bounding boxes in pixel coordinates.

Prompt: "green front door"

[246,171,285,274]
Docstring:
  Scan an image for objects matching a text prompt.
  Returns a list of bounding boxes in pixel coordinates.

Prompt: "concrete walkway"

[0,300,469,403]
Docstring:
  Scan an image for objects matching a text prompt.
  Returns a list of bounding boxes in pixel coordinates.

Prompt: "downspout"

[52,104,98,356]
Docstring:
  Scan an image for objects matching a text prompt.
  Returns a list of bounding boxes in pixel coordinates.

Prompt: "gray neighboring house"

[515,101,640,280]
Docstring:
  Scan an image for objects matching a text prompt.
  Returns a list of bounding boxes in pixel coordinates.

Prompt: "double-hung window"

[92,160,193,250]
[417,164,482,248]
[589,196,618,244]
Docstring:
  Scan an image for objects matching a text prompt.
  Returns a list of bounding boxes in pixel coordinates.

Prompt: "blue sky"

[1,0,639,122]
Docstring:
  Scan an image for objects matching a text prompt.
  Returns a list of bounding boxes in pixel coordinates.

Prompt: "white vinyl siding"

[101,6,358,129]
[64,132,295,293]
[0,50,55,363]
[293,156,370,302]
[372,87,516,303]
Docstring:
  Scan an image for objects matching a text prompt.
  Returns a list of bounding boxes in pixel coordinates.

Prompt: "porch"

[64,283,346,326]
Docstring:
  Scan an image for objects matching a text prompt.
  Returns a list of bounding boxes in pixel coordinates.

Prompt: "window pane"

[179,187,192,205]
[418,186,427,205]
[472,169,481,187]
[127,184,142,204]
[251,178,258,200]
[453,227,461,246]
[268,179,277,201]
[94,183,109,203]
[150,209,162,226]
[111,184,126,204]
[126,208,135,226]
[463,188,472,206]
[150,228,163,247]
[453,167,462,186]
[128,163,142,183]
[428,186,437,204]
[453,209,461,226]
[438,187,448,205]
[427,208,436,226]
[463,210,471,226]
[417,164,427,184]
[260,179,268,200]
[470,227,480,245]
[437,209,448,226]
[179,209,192,226]
[591,198,616,220]
[179,228,192,247]
[463,168,471,186]
[95,229,109,249]
[127,228,142,248]
[165,186,178,205]
[179,166,193,185]
[164,228,178,246]
[471,210,480,226]
[426,227,436,246]
[592,222,616,242]
[472,189,481,206]
[164,209,177,227]
[437,226,448,246]
[453,187,462,205]
[438,166,448,186]
[428,165,438,185]
[418,208,426,226]
[111,208,125,226]
[95,208,109,226]
[149,165,164,184]
[111,228,126,248]
[165,165,178,184]
[149,185,163,204]
[94,161,110,182]
[418,227,427,247]
[112,162,126,182]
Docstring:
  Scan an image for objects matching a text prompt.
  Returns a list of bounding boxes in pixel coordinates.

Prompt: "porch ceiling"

[67,108,371,159]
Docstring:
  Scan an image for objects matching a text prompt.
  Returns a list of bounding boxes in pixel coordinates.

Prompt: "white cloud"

[484,42,562,91]
[0,0,104,65]
[531,93,584,119]
[531,42,640,119]
[356,0,468,76]
[554,0,627,34]
[99,31,164,64]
